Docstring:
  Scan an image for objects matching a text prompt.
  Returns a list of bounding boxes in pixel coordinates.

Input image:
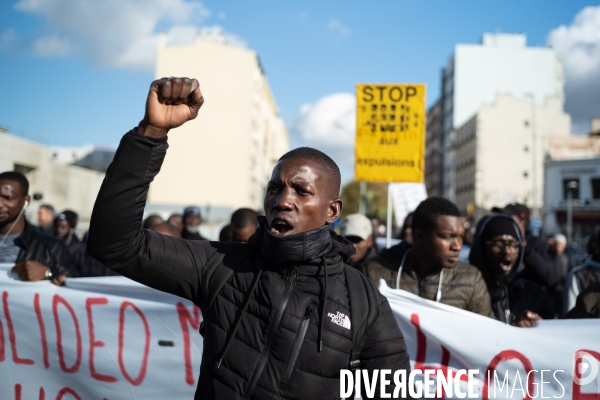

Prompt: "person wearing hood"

[339,213,379,273]
[364,197,494,318]
[492,203,558,291]
[469,214,554,327]
[87,77,411,400]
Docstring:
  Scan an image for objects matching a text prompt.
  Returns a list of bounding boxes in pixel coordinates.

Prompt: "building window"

[563,178,580,200]
[592,177,600,199]
[13,163,35,174]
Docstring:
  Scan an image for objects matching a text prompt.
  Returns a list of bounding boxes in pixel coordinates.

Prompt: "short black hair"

[412,197,461,233]
[231,208,258,229]
[143,214,164,229]
[278,147,341,196]
[0,171,29,196]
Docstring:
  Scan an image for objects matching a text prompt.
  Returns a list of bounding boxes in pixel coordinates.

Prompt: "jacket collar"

[248,216,355,276]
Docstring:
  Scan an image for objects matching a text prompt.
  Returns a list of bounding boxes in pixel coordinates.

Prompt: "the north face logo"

[327,311,351,330]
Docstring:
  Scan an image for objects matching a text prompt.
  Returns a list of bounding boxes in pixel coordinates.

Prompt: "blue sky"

[1,1,599,181]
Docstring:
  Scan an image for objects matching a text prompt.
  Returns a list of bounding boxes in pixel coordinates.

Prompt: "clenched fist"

[137,77,204,139]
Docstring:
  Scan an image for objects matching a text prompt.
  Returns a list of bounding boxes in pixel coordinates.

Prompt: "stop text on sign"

[355,84,426,183]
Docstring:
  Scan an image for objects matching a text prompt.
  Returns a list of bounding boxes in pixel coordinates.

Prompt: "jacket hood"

[469,214,525,285]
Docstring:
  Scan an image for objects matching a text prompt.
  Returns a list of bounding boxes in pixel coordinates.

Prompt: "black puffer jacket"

[15,221,79,278]
[88,131,412,400]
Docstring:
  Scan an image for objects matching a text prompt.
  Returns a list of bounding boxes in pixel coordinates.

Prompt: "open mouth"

[499,259,512,271]
[270,218,294,236]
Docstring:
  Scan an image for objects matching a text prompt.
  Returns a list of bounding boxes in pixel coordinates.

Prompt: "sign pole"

[386,183,393,248]
[359,181,367,215]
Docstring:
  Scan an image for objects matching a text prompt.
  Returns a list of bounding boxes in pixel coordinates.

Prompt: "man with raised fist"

[88,77,412,399]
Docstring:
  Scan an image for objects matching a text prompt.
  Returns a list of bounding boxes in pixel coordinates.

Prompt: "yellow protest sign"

[355,84,426,182]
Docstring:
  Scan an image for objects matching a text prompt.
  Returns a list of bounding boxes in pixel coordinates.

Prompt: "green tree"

[340,180,388,221]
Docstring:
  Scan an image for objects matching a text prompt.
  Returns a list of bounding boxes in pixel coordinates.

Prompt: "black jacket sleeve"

[359,297,414,399]
[87,130,221,304]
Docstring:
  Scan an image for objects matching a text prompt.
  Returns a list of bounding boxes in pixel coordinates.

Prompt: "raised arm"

[87,78,217,303]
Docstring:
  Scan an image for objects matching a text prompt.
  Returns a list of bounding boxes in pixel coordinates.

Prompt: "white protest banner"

[2,264,600,399]
[0,264,203,400]
[380,282,600,399]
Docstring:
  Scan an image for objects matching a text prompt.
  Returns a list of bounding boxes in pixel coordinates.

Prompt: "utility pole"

[526,93,540,236]
[566,180,578,266]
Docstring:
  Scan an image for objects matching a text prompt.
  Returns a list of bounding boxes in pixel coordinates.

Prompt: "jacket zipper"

[246,268,298,398]
[280,307,312,385]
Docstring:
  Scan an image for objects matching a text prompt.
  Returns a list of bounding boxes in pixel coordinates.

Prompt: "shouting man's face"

[483,234,521,277]
[264,159,342,236]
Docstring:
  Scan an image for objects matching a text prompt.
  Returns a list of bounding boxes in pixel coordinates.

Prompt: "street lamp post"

[525,93,540,237]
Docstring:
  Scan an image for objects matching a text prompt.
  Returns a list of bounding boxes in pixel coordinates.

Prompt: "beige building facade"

[0,129,106,228]
[148,35,289,215]
[453,94,570,219]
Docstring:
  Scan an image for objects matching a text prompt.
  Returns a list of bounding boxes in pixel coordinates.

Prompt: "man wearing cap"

[53,210,81,254]
[492,203,558,291]
[340,213,378,273]
[182,206,207,240]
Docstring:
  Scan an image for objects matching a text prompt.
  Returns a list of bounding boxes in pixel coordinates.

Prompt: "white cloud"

[548,5,600,133]
[291,93,356,183]
[327,19,351,36]
[32,34,77,57]
[8,0,245,72]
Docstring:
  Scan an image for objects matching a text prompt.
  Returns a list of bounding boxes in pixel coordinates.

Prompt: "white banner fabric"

[1,264,599,399]
[379,282,600,399]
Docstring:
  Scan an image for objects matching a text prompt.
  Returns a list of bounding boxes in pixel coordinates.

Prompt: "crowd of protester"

[1,169,598,320]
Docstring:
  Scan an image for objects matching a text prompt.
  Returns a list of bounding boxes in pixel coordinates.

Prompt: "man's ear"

[326,199,343,224]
